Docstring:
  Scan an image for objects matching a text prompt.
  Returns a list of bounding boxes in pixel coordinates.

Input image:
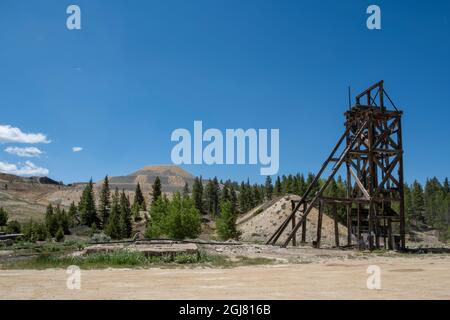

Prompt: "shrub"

[145,193,201,240]
[33,223,48,241]
[216,201,238,240]
[6,220,21,234]
[90,232,111,243]
[55,228,65,242]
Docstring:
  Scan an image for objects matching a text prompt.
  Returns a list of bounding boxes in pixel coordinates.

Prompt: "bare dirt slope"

[1,255,449,299]
[0,165,194,222]
[238,195,349,247]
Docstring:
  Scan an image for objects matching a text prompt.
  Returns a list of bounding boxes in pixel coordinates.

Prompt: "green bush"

[6,220,21,234]
[145,193,201,240]
[216,201,238,240]
[55,228,65,242]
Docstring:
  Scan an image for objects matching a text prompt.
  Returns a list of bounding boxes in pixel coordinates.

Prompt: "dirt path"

[1,255,450,299]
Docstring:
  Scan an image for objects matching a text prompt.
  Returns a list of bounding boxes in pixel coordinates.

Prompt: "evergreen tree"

[105,188,122,240]
[131,182,146,221]
[45,204,59,237]
[230,185,238,215]
[119,190,132,238]
[205,177,220,218]
[298,174,307,196]
[238,181,247,212]
[444,177,450,193]
[192,176,204,214]
[152,176,162,203]
[265,176,273,200]
[134,182,146,209]
[79,179,98,227]
[68,201,78,227]
[253,184,263,205]
[411,181,425,225]
[98,175,111,226]
[274,176,282,196]
[221,183,230,203]
[0,207,8,226]
[182,182,190,198]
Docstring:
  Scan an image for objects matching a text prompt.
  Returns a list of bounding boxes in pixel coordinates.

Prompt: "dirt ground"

[1,252,450,300]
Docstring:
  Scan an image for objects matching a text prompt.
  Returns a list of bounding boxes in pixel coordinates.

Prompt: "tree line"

[0,174,448,242]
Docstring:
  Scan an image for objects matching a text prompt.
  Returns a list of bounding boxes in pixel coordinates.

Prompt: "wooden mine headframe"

[267,80,405,250]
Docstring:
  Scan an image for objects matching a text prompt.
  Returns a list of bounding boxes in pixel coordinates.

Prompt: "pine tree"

[45,204,59,237]
[152,176,162,203]
[119,190,132,238]
[205,177,220,218]
[274,176,282,196]
[230,185,238,215]
[411,181,425,225]
[134,182,146,210]
[182,182,190,198]
[98,175,111,226]
[238,181,247,212]
[444,177,450,193]
[105,188,122,240]
[298,174,307,196]
[68,201,78,227]
[265,176,273,200]
[132,182,146,221]
[192,176,204,214]
[221,183,231,203]
[253,184,262,205]
[79,179,98,227]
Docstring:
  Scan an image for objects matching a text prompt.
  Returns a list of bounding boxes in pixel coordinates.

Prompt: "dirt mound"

[238,195,349,248]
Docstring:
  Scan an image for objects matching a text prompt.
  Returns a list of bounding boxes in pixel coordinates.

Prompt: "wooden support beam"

[316,201,323,248]
[333,204,340,247]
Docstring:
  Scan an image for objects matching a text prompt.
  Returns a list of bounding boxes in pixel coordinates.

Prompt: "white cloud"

[72,147,83,152]
[0,161,49,176]
[5,146,43,157]
[0,124,50,144]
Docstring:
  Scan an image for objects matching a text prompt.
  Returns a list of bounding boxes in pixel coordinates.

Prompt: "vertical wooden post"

[367,113,375,251]
[397,117,406,250]
[316,201,323,248]
[333,204,340,247]
[387,218,393,250]
[357,204,362,250]
[301,202,307,243]
[291,216,296,246]
[345,129,352,247]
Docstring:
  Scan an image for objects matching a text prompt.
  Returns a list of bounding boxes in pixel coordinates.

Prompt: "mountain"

[107,165,195,193]
[0,165,196,222]
[0,173,66,222]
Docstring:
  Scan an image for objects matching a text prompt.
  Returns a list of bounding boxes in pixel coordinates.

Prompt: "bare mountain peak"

[129,165,194,179]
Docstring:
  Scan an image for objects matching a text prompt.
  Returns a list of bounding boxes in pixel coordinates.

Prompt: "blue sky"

[0,0,449,184]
